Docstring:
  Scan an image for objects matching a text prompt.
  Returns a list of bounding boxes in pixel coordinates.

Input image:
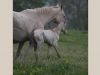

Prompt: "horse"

[13,4,66,60]
[28,20,66,63]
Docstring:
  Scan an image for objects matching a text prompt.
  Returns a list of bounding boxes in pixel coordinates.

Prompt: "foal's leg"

[47,45,52,60]
[53,43,61,58]
[45,45,52,64]
[15,42,24,60]
[34,41,42,63]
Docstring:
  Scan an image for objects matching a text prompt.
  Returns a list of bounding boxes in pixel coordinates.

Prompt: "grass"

[13,30,88,75]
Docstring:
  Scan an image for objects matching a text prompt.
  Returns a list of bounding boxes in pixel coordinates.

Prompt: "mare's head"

[54,4,66,23]
[53,4,67,34]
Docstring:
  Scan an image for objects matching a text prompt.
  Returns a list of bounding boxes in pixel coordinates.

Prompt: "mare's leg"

[22,44,33,58]
[15,42,24,60]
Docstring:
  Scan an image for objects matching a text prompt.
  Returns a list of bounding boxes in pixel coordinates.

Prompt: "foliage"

[13,0,44,11]
[13,30,88,75]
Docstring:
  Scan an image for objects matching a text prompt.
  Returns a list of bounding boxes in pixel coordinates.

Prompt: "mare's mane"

[36,7,53,14]
[21,6,60,15]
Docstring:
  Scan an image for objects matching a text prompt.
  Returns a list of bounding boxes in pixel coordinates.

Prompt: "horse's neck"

[35,7,60,25]
[52,24,62,35]
[18,7,60,34]
[20,7,60,25]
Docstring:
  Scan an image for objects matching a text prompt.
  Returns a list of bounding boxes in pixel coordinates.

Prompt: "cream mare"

[13,4,66,60]
[29,21,66,63]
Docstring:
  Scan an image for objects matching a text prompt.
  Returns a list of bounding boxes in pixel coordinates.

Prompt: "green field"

[13,30,88,75]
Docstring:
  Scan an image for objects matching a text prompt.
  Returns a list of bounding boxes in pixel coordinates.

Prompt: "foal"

[30,22,66,63]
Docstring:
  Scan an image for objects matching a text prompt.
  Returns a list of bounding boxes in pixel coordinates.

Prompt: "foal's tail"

[30,29,37,51]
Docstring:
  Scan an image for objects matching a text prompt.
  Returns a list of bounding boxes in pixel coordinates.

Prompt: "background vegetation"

[13,31,88,75]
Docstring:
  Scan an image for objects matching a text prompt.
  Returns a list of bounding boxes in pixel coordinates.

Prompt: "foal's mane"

[52,26,60,33]
[51,23,59,32]
[51,22,64,34]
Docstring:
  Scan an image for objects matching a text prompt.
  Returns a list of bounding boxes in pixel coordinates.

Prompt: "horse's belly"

[13,28,28,42]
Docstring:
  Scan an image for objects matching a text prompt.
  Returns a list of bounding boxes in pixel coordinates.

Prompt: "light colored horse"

[13,4,66,59]
[29,21,66,63]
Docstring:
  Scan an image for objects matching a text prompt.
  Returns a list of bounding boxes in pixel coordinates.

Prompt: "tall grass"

[13,30,88,75]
